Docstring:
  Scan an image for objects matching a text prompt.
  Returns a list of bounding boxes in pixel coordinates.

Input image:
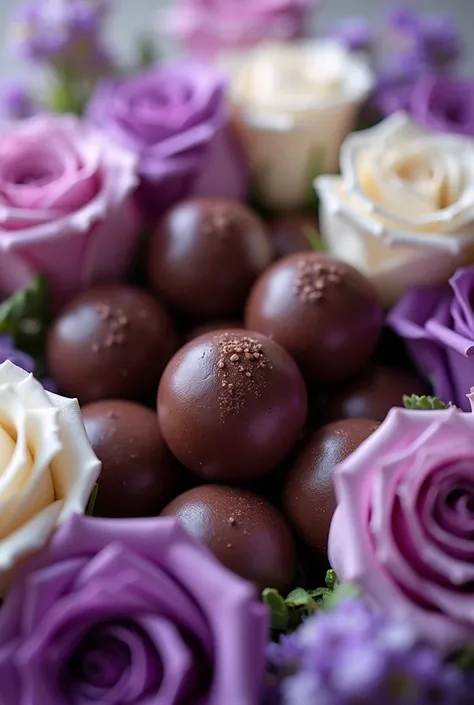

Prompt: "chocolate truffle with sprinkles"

[47,285,178,404]
[161,485,296,593]
[245,252,383,384]
[158,329,307,481]
[148,197,273,319]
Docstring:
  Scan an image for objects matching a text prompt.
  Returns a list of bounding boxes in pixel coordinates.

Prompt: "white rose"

[0,361,100,592]
[223,40,373,210]
[316,112,474,307]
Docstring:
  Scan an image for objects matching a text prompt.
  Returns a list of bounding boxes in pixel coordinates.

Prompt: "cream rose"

[316,112,474,307]
[223,40,373,210]
[0,361,100,592]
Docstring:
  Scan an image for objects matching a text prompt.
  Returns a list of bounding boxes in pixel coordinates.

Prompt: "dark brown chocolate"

[148,197,273,319]
[47,285,178,404]
[268,214,315,258]
[325,365,428,423]
[245,252,383,384]
[184,320,242,343]
[161,485,296,593]
[157,329,307,482]
[283,419,379,555]
[82,400,178,517]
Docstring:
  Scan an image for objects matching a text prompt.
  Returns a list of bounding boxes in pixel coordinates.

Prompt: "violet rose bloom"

[86,61,249,221]
[388,266,474,411]
[267,598,467,704]
[410,76,474,136]
[0,514,268,705]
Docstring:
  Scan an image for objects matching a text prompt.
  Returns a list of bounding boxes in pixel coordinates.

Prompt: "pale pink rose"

[0,115,140,305]
[329,406,474,653]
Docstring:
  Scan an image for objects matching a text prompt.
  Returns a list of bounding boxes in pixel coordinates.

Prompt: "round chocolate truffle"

[161,485,296,593]
[268,214,315,258]
[158,329,307,481]
[325,365,428,423]
[245,252,383,384]
[283,419,379,555]
[148,197,273,319]
[47,285,178,404]
[82,400,177,518]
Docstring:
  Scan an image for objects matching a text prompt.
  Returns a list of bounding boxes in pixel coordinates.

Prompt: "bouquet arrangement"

[0,2,474,704]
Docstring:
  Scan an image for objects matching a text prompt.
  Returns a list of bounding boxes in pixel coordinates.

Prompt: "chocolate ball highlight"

[283,419,379,556]
[82,400,177,518]
[161,485,296,593]
[245,252,383,384]
[148,197,273,319]
[157,329,307,481]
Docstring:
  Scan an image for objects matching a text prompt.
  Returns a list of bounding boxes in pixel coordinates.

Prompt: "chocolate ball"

[158,329,307,482]
[325,365,429,423]
[185,320,242,343]
[245,252,383,384]
[82,400,177,518]
[161,485,296,593]
[47,285,178,404]
[148,197,273,320]
[268,214,315,258]
[283,419,379,555]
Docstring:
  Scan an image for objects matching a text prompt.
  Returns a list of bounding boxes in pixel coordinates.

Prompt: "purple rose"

[388,266,474,411]
[87,62,248,220]
[0,514,268,705]
[409,76,474,136]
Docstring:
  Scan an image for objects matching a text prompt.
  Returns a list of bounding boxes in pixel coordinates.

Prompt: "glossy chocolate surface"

[161,485,296,593]
[148,197,273,319]
[325,365,428,423]
[245,252,383,384]
[82,399,177,517]
[47,285,178,404]
[283,419,379,555]
[158,329,307,482]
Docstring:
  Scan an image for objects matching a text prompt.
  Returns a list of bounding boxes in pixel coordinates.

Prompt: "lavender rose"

[0,115,139,305]
[389,266,474,411]
[329,406,474,653]
[0,514,268,704]
[87,62,248,219]
[163,0,313,61]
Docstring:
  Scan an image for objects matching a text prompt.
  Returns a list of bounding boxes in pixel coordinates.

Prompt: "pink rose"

[0,115,140,305]
[163,0,313,60]
[329,407,474,653]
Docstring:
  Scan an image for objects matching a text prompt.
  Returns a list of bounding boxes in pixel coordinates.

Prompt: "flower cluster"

[268,598,468,705]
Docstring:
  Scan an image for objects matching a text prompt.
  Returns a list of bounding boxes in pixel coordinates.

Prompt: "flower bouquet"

[0,1,474,704]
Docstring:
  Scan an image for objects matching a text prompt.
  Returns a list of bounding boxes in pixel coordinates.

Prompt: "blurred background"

[1,0,473,80]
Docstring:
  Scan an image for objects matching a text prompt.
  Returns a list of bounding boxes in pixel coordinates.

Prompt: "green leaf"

[263,588,290,632]
[304,149,324,211]
[85,484,99,516]
[0,275,50,355]
[325,569,339,591]
[455,644,474,670]
[402,394,450,411]
[323,583,361,611]
[47,73,85,115]
[303,226,326,252]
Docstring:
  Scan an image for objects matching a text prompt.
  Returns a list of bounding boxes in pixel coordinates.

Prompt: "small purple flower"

[268,598,468,704]
[329,17,375,52]
[0,82,40,119]
[0,334,35,372]
[13,0,113,73]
